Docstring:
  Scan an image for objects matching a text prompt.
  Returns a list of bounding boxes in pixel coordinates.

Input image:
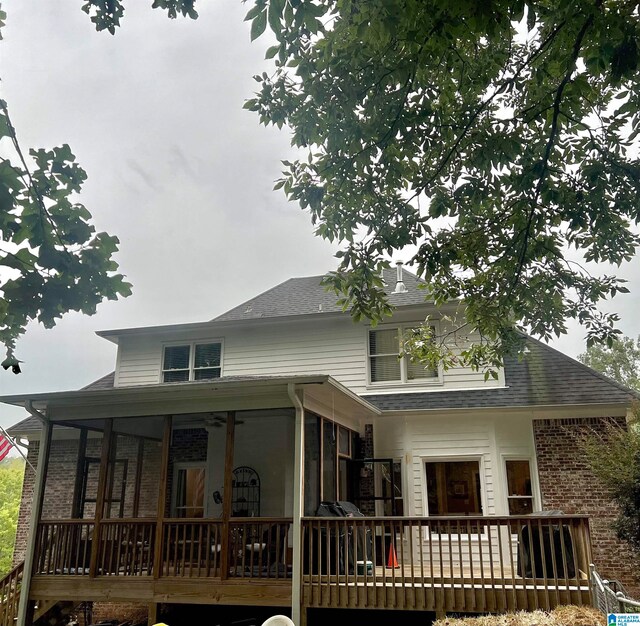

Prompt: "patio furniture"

[517,514,576,579]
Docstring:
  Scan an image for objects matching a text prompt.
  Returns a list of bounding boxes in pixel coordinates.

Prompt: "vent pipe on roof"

[393,261,408,294]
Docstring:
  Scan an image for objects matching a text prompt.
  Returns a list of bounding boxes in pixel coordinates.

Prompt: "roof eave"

[95,301,443,342]
[0,374,331,408]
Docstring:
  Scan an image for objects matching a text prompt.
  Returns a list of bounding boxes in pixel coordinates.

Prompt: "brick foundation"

[534,417,640,596]
[89,601,148,625]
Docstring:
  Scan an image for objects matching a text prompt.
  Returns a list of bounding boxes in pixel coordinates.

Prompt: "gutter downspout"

[17,401,52,626]
[287,383,304,626]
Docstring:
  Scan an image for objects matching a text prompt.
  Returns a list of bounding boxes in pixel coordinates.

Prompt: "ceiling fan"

[205,414,245,428]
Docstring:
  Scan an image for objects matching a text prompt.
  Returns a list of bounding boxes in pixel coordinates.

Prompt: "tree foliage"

[579,334,640,391]
[53,0,640,369]
[242,0,640,368]
[0,8,131,359]
[578,410,640,557]
[578,340,640,557]
[0,458,24,576]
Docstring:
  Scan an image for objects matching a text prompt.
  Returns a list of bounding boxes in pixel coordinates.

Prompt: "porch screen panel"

[304,415,320,515]
[104,434,137,518]
[425,460,482,515]
[322,421,336,502]
[137,439,161,517]
[41,425,82,520]
[382,460,404,516]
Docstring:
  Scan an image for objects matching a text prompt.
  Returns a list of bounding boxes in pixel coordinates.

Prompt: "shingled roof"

[7,371,118,436]
[213,266,428,322]
[365,336,639,411]
[81,371,115,390]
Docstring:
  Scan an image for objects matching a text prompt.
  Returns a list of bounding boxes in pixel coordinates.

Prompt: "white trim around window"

[366,323,443,388]
[420,454,488,539]
[422,454,486,518]
[160,339,224,383]
[501,455,539,516]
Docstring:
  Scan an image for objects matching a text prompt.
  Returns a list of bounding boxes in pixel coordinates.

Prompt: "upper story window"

[368,325,438,384]
[162,342,222,382]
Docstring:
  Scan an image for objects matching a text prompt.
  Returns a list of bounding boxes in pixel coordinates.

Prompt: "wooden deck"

[301,515,593,613]
[28,514,592,615]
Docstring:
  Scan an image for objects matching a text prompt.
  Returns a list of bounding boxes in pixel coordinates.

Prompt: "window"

[425,460,483,515]
[173,464,206,518]
[505,460,534,515]
[368,326,438,384]
[162,342,222,382]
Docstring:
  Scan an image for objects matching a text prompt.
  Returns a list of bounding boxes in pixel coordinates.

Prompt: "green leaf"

[268,0,284,35]
[265,44,280,59]
[251,9,267,41]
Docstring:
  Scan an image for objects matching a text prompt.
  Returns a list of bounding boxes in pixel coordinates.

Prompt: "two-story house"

[2,266,638,626]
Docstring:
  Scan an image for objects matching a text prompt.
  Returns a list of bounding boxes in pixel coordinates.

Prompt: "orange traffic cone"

[386,542,399,568]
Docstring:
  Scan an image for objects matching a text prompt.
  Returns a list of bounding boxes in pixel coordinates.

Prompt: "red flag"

[0,434,12,462]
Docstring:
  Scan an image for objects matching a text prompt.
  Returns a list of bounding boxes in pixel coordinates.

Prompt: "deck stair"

[0,562,23,626]
[33,600,77,625]
[0,561,77,626]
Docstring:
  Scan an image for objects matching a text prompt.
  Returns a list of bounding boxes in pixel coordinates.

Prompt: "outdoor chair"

[244,523,290,577]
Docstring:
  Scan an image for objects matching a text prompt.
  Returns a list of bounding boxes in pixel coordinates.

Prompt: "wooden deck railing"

[160,519,223,577]
[34,517,292,581]
[96,519,156,576]
[0,561,23,626]
[32,515,591,612]
[301,515,592,612]
[35,520,95,575]
[228,518,292,580]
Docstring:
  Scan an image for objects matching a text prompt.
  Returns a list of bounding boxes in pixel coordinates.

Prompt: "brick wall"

[89,601,148,625]
[534,417,640,596]
[13,442,39,565]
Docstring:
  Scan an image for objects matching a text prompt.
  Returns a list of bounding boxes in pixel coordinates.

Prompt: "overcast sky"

[0,1,639,430]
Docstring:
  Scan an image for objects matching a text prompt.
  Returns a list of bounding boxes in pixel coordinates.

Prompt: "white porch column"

[288,384,305,626]
[17,410,52,626]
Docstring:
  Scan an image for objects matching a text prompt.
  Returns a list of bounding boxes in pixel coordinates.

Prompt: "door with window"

[172,463,206,518]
